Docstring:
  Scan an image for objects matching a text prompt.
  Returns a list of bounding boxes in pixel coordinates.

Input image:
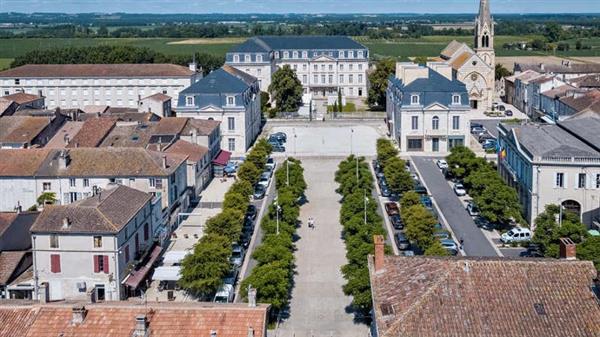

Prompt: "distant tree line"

[10,45,224,74]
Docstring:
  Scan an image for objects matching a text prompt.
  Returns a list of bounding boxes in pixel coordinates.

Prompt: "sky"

[0,0,599,14]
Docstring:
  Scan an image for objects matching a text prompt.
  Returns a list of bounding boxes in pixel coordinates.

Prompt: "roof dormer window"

[411,94,420,105]
[245,54,251,62]
[233,54,239,63]
[227,96,235,106]
[293,51,298,59]
[348,51,354,59]
[283,51,289,59]
[302,51,308,58]
[358,50,364,58]
[186,96,194,107]
[452,94,461,105]
[256,54,262,62]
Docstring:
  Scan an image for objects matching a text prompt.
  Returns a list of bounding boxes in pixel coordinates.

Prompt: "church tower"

[474,0,495,68]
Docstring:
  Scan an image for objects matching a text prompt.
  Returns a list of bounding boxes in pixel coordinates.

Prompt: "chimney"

[162,155,168,169]
[559,237,576,260]
[132,314,149,337]
[248,287,257,307]
[64,134,70,145]
[191,128,198,144]
[374,235,385,273]
[210,331,217,337]
[396,62,429,85]
[189,62,197,72]
[71,305,87,325]
[58,150,70,169]
[247,327,255,337]
[539,63,545,71]
[38,283,48,303]
[62,217,70,229]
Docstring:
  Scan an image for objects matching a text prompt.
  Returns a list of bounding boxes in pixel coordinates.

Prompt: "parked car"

[440,239,459,255]
[253,184,266,200]
[505,110,513,116]
[482,139,498,150]
[390,214,404,230]
[501,227,532,244]
[265,157,276,170]
[385,202,400,215]
[466,201,480,216]
[224,161,238,175]
[213,284,235,303]
[243,217,254,233]
[436,159,449,170]
[471,126,487,136]
[246,205,257,220]
[471,122,483,129]
[498,105,506,112]
[271,132,287,143]
[380,184,391,197]
[414,184,428,195]
[434,230,450,240]
[402,250,415,257]
[230,243,245,268]
[420,195,433,209]
[372,159,381,173]
[258,172,271,188]
[521,243,543,258]
[395,232,410,250]
[271,144,286,152]
[223,269,239,287]
[474,216,495,231]
[453,183,467,196]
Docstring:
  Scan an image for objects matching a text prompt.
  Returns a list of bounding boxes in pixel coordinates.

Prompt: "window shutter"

[144,223,149,241]
[103,255,109,274]
[93,255,100,273]
[124,245,130,263]
[50,254,61,273]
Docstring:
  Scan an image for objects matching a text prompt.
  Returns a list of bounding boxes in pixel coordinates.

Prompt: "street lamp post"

[286,159,290,186]
[350,128,354,155]
[356,156,359,183]
[275,198,282,235]
[364,189,368,225]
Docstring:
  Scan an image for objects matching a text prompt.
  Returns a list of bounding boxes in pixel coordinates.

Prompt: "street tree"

[179,233,232,297]
[229,180,253,198]
[384,157,414,195]
[533,204,588,257]
[237,161,261,185]
[268,65,303,113]
[495,63,512,80]
[240,261,291,310]
[367,58,395,108]
[205,208,245,242]
[222,191,249,213]
[400,191,421,211]
[577,237,600,270]
[424,240,450,256]
[376,138,399,167]
[404,205,438,249]
[474,181,522,224]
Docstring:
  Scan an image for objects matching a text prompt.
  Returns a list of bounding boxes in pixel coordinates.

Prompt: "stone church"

[438,0,495,110]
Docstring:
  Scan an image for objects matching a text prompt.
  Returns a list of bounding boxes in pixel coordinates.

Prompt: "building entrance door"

[432,138,440,152]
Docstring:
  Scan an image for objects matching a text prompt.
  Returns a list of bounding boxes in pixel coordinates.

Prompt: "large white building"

[498,114,600,228]
[225,36,369,111]
[386,62,471,154]
[0,64,202,110]
[30,185,161,301]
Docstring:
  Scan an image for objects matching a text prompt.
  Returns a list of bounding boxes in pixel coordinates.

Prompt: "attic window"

[411,95,420,105]
[380,303,395,316]
[186,96,194,107]
[533,303,546,315]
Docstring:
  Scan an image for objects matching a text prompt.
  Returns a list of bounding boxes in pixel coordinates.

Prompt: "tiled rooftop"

[0,64,195,78]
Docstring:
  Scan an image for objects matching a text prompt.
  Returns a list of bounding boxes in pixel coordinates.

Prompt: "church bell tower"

[474,0,495,68]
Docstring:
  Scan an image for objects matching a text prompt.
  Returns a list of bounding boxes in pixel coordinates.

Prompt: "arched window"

[482,35,486,48]
[432,116,440,130]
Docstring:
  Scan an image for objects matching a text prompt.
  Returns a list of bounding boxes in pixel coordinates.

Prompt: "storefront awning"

[162,250,190,265]
[152,266,181,281]
[212,150,232,166]
[123,245,162,289]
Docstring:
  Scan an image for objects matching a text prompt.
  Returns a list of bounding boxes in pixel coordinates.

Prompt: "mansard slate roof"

[229,35,366,53]
[31,185,151,234]
[370,255,600,337]
[389,69,469,108]
[180,67,255,95]
[0,302,269,337]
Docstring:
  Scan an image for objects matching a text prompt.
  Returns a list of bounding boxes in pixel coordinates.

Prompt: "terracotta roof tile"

[560,90,600,112]
[449,51,473,70]
[0,116,52,144]
[0,149,51,176]
[45,121,84,149]
[31,185,151,234]
[0,93,42,105]
[440,40,465,59]
[185,119,221,136]
[370,255,600,337]
[0,251,28,285]
[0,99,15,115]
[165,139,209,162]
[0,64,195,78]
[67,117,116,148]
[0,302,268,337]
[143,93,172,102]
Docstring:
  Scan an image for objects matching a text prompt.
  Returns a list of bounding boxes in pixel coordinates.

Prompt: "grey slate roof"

[559,116,600,151]
[180,67,253,95]
[505,123,600,159]
[388,69,469,108]
[229,35,366,53]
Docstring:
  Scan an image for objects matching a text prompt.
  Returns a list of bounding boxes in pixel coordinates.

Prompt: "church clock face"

[471,73,478,81]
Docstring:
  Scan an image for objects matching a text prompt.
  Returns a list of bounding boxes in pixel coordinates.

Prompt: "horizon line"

[2,11,600,16]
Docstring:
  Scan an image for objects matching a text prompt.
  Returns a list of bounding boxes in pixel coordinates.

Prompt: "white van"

[213,284,234,303]
[500,227,532,244]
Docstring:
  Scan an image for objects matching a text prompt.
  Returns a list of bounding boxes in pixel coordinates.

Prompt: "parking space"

[411,156,500,257]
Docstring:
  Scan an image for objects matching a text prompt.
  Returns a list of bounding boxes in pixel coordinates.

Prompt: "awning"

[212,150,232,166]
[152,266,181,281]
[123,245,162,289]
[162,250,190,265]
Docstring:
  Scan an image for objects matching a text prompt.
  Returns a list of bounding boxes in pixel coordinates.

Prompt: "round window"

[471,74,478,81]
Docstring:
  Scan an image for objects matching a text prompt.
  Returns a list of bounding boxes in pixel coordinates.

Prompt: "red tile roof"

[369,255,600,337]
[0,116,52,144]
[0,64,195,78]
[143,93,172,102]
[0,302,269,337]
[67,117,116,148]
[165,139,209,163]
[213,150,231,166]
[0,93,42,105]
[0,149,51,176]
[0,251,28,285]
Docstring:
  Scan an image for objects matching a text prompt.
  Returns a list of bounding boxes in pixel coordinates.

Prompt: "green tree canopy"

[240,261,292,310]
[404,204,438,250]
[229,180,253,198]
[376,138,399,167]
[237,161,261,186]
[222,191,249,214]
[367,58,395,108]
[495,63,512,80]
[205,208,245,242]
[533,204,588,257]
[37,192,57,206]
[424,240,450,256]
[577,237,600,270]
[268,65,303,113]
[179,233,231,297]
[384,157,414,195]
[400,191,421,211]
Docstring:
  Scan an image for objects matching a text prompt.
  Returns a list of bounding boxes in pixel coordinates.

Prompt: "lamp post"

[364,190,368,225]
[275,198,281,235]
[286,159,290,186]
[356,156,359,183]
[350,128,354,155]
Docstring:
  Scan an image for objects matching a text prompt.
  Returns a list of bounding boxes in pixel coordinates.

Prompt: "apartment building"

[30,185,160,301]
[386,62,471,154]
[176,65,261,157]
[225,36,369,109]
[497,115,600,227]
[0,63,201,110]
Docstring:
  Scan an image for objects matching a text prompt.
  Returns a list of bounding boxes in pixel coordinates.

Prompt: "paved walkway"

[276,158,369,337]
[411,156,499,257]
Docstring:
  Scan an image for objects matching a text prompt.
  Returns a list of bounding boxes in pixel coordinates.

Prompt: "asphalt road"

[411,156,499,257]
[472,119,502,139]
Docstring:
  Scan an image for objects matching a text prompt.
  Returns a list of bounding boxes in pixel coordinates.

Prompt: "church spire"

[478,0,491,23]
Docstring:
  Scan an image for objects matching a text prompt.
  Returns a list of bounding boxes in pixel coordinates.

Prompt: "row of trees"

[446,146,523,225]
[335,155,388,315]
[376,138,413,196]
[239,158,307,312]
[178,139,272,298]
[267,65,303,116]
[10,45,224,75]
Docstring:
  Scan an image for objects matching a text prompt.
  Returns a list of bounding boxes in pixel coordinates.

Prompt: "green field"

[0,34,598,69]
